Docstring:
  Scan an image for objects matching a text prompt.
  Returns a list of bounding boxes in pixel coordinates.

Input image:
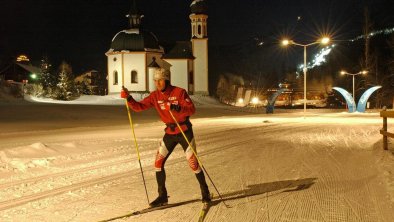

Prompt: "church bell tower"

[190,0,209,95]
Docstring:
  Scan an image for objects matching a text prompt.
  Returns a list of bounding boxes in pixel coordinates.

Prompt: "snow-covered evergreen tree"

[56,61,77,100]
[39,56,55,91]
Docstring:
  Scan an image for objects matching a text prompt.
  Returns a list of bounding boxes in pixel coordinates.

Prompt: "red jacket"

[127,85,195,134]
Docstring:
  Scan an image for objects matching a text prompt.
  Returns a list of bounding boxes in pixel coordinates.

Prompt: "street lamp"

[281,37,330,115]
[30,73,37,79]
[340,70,368,100]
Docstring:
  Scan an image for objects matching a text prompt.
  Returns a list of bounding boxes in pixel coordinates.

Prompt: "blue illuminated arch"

[266,88,286,114]
[356,86,382,112]
[268,88,286,106]
[332,87,356,113]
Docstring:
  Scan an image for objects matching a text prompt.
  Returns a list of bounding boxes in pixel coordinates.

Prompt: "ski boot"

[202,192,211,204]
[196,171,211,204]
[149,195,168,208]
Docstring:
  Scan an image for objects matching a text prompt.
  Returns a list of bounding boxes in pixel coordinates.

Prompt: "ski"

[198,202,211,222]
[198,193,215,222]
[99,194,218,222]
[98,199,200,222]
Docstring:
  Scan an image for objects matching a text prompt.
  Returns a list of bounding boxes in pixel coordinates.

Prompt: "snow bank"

[0,142,60,172]
[24,94,126,105]
[24,93,222,107]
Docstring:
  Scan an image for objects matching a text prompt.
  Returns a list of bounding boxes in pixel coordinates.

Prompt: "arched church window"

[131,70,138,83]
[198,25,201,35]
[113,71,118,85]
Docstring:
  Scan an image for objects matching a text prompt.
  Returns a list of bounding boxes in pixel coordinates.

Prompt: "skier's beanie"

[154,68,170,81]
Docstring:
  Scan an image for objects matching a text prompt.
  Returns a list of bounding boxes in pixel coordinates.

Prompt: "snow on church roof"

[110,29,161,52]
[190,0,204,6]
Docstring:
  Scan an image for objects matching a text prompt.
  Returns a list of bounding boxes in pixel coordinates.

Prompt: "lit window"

[131,70,138,83]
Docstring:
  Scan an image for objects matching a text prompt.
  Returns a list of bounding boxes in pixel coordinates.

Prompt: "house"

[74,70,107,95]
[0,56,41,83]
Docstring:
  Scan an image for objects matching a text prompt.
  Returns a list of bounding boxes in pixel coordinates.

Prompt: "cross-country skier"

[120,68,211,207]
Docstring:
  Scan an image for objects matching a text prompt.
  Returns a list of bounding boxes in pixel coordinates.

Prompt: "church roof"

[148,57,161,68]
[110,29,161,52]
[162,41,195,60]
[190,0,208,14]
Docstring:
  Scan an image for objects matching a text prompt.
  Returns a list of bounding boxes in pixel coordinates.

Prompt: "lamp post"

[282,37,330,116]
[340,70,368,100]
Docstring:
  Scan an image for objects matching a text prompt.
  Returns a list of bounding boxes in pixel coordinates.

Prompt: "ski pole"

[168,110,230,208]
[124,98,150,205]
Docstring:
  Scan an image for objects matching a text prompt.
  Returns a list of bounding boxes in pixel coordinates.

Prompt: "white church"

[105,0,209,95]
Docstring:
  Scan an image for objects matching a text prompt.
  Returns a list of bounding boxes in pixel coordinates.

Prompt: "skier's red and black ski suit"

[126,84,210,202]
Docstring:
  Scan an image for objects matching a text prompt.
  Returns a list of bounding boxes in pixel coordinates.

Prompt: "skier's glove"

[170,104,181,112]
[121,87,133,101]
[164,102,181,112]
[120,87,129,98]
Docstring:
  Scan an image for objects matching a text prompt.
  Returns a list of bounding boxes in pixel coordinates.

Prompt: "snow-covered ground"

[0,95,393,222]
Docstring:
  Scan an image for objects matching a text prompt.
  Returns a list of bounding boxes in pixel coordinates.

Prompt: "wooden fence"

[380,109,394,150]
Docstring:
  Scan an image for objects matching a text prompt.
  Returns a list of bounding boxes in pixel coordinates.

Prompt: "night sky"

[0,0,393,75]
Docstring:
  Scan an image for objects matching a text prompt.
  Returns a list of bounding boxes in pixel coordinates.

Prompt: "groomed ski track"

[0,104,393,222]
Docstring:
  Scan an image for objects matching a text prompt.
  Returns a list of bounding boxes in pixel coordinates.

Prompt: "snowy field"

[0,95,393,222]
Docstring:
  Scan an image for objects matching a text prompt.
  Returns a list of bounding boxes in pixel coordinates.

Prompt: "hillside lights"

[16,55,30,62]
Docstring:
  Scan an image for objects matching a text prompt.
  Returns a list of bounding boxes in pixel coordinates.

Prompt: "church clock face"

[113,57,117,62]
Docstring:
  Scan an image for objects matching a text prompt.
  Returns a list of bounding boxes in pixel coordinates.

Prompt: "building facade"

[106,0,209,95]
